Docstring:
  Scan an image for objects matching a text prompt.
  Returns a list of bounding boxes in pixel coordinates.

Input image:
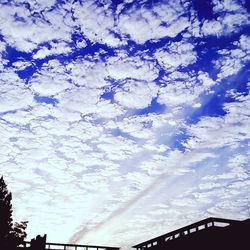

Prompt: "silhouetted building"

[133,217,250,250]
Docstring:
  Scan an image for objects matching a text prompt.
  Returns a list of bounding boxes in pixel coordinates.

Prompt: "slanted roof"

[132,217,241,248]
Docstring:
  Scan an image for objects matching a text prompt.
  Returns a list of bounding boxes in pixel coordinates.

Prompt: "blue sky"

[0,0,249,249]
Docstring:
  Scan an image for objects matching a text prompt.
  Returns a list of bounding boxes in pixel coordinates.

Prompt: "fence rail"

[21,241,119,250]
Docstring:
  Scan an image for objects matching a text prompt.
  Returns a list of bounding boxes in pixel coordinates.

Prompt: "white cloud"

[107,55,159,81]
[56,87,103,115]
[158,81,197,107]
[114,80,158,109]
[72,1,121,47]
[0,71,34,113]
[202,1,249,37]
[69,0,191,46]
[157,71,216,108]
[66,59,111,89]
[21,0,57,11]
[0,41,8,70]
[0,3,72,52]
[212,0,247,13]
[94,100,125,119]
[155,41,197,71]
[239,34,250,51]
[0,40,6,52]
[12,60,33,70]
[30,74,71,96]
[202,20,224,36]
[96,135,142,161]
[214,37,250,80]
[118,1,190,44]
[29,59,73,96]
[184,93,250,150]
[33,41,72,59]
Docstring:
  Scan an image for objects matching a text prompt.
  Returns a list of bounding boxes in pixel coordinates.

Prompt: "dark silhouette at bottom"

[14,217,250,250]
[19,237,119,250]
[29,235,46,250]
[133,217,250,250]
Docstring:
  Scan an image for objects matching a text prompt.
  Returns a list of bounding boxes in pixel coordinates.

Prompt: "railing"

[132,217,240,250]
[21,242,119,250]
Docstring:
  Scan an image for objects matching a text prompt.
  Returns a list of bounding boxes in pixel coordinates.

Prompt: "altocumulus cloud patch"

[0,0,249,249]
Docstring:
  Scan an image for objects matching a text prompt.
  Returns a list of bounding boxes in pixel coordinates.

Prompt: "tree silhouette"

[10,221,28,247]
[0,176,13,248]
[0,176,28,249]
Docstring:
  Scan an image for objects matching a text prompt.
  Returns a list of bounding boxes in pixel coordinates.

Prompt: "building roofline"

[132,217,241,248]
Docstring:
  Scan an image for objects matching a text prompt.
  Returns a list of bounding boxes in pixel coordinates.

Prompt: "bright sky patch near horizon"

[0,0,249,249]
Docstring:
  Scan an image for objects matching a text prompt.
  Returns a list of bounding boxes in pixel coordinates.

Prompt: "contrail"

[68,149,207,244]
[68,169,174,244]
